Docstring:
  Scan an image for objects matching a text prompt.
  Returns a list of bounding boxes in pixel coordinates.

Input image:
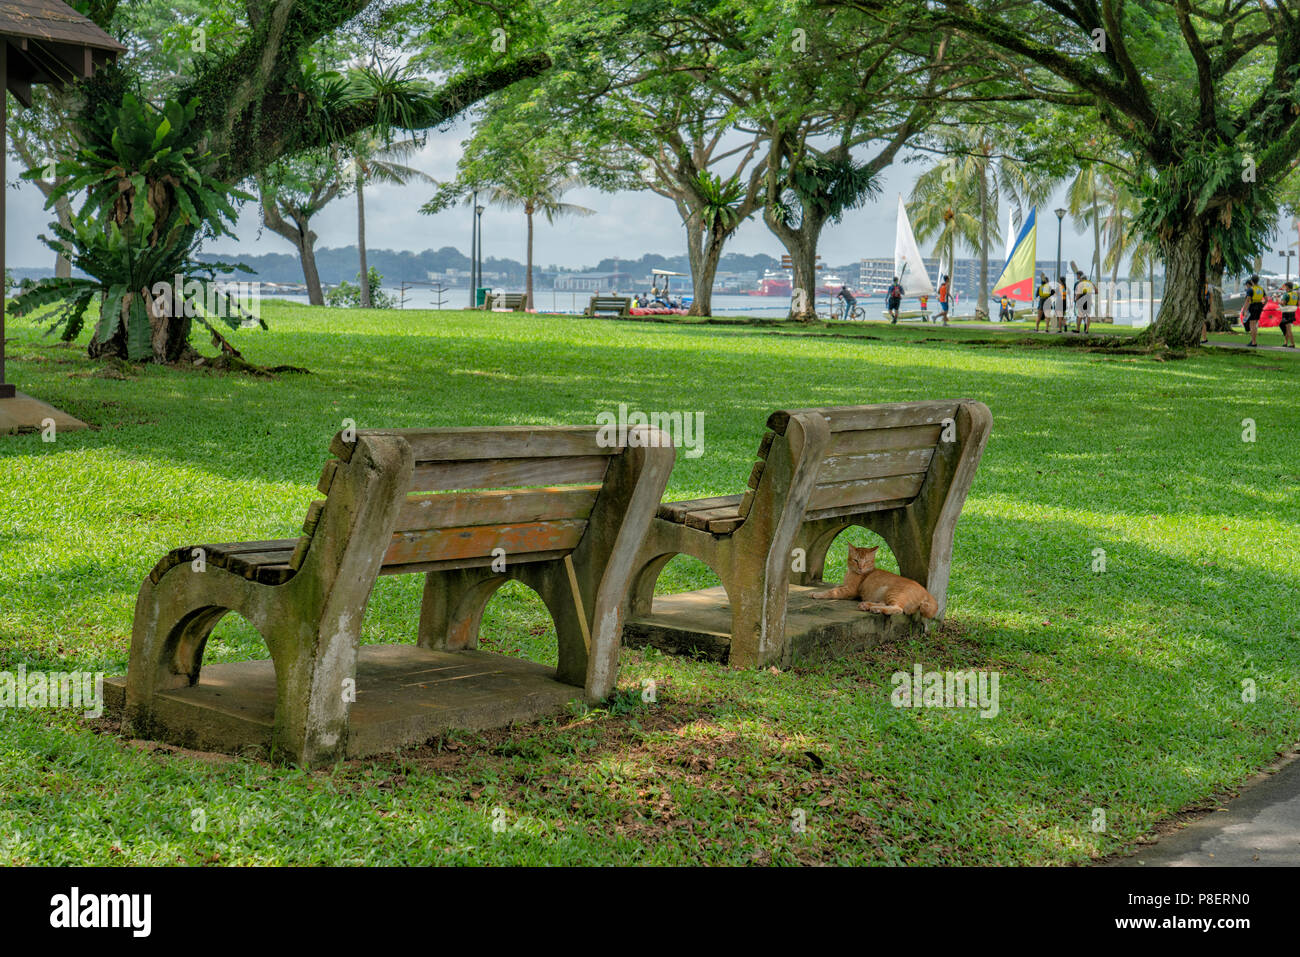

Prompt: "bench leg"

[417,569,508,651]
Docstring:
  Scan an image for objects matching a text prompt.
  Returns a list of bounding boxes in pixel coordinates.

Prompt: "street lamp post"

[475,205,485,306]
[1278,248,1295,283]
[1054,207,1066,288]
[468,190,478,308]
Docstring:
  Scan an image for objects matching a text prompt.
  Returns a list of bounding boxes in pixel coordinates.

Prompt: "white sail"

[894,195,936,298]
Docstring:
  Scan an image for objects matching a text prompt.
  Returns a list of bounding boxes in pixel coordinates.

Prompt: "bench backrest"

[740,401,970,523]
[588,296,630,315]
[292,426,621,575]
[492,293,526,310]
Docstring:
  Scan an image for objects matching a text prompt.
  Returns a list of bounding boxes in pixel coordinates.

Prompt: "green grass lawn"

[2,303,1297,865]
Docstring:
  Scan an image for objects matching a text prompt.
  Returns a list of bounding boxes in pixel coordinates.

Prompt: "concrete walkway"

[1113,753,1300,866]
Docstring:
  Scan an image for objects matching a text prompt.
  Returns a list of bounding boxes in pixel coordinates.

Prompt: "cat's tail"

[919,591,939,619]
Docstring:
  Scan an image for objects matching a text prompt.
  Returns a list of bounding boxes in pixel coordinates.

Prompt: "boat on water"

[747,269,793,296]
[745,269,860,296]
[817,273,850,296]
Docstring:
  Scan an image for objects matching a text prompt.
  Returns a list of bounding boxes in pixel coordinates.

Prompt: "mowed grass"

[1,303,1297,866]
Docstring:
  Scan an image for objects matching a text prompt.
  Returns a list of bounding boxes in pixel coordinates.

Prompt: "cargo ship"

[746,269,857,297]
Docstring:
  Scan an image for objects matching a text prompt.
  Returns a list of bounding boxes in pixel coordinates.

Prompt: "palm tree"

[910,128,1055,313]
[344,135,434,308]
[478,164,595,311]
[909,157,982,298]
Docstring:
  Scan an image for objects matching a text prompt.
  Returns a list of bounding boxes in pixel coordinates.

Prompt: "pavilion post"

[0,40,12,400]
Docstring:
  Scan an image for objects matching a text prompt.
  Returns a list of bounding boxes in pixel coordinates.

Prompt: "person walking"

[938,274,951,326]
[1035,273,1053,332]
[836,284,857,321]
[998,294,1013,322]
[1279,281,1297,348]
[1243,274,1265,347]
[886,276,904,324]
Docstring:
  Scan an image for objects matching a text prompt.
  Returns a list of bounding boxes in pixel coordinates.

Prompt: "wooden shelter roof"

[1,0,124,101]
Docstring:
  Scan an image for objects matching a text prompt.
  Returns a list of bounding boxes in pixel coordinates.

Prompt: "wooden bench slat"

[216,546,299,581]
[382,519,588,566]
[410,455,610,493]
[803,497,915,522]
[828,423,944,455]
[768,401,960,434]
[736,488,756,519]
[354,427,617,463]
[815,447,935,484]
[254,563,296,586]
[757,430,775,460]
[395,486,600,532]
[317,459,340,495]
[379,548,571,576]
[656,495,744,523]
[680,505,743,534]
[806,473,926,512]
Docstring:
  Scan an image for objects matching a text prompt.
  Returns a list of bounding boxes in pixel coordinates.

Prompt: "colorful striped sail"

[993,206,1037,301]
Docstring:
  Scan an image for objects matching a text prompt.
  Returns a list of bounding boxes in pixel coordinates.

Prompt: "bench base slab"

[103,645,581,761]
[624,584,927,665]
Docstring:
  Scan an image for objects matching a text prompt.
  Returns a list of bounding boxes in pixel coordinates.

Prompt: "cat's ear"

[865,546,879,560]
[847,545,862,558]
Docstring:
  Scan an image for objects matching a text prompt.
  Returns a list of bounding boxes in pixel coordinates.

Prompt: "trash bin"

[475,287,492,307]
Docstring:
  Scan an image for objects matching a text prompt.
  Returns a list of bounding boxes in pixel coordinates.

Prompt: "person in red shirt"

[937,275,950,326]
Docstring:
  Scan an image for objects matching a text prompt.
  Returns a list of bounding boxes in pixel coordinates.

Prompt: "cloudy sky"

[7,117,1295,276]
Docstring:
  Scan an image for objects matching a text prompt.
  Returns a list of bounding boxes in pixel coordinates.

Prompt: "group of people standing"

[1034,271,1096,334]
[1238,274,1298,348]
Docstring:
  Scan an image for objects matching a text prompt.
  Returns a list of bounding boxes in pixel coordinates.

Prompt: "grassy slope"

[1,304,1297,865]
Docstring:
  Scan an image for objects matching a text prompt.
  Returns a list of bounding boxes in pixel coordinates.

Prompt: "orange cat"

[810,545,938,618]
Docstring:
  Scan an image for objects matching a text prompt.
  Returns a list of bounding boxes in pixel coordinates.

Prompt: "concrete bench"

[585,296,632,318]
[121,424,673,765]
[624,400,991,667]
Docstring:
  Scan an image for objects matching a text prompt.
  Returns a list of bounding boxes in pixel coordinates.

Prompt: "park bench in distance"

[584,295,632,318]
[112,424,674,766]
[490,292,527,311]
[623,400,991,668]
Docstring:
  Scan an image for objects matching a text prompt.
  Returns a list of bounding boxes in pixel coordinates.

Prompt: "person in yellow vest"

[1073,270,1095,334]
[1243,274,1265,347]
[1279,281,1297,348]
[1054,277,1069,332]
[1035,273,1053,332]
[998,294,1013,321]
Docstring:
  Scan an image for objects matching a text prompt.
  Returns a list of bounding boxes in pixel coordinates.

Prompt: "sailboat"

[894,195,937,299]
[993,206,1038,301]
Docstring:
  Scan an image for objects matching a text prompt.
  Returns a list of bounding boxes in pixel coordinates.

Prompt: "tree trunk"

[1207,258,1230,332]
[765,207,825,321]
[1146,218,1207,346]
[357,168,371,309]
[54,194,73,278]
[525,204,535,311]
[297,220,325,306]
[690,232,726,317]
[1090,182,1102,284]
[978,161,988,317]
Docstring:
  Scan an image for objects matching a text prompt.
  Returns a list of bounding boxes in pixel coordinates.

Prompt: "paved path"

[1113,754,1300,866]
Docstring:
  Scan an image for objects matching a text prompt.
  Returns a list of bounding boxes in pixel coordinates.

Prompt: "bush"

[325,268,396,308]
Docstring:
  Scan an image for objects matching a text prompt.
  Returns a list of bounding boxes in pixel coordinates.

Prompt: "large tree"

[258,150,347,305]
[836,0,1300,347]
[27,1,554,360]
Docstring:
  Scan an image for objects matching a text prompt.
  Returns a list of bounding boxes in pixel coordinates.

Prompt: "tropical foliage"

[12,81,255,362]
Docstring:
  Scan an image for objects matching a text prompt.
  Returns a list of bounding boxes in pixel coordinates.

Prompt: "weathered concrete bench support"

[124,424,673,766]
[625,400,991,669]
